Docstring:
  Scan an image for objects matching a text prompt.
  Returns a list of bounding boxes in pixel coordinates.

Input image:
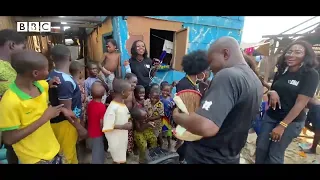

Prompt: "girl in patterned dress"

[144,88,165,147]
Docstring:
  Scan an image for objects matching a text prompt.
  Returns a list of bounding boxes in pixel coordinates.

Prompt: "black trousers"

[176,142,188,161]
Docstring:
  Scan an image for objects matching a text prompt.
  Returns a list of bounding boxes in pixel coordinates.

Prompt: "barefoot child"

[131,107,157,163]
[134,85,145,108]
[0,50,64,164]
[160,83,175,150]
[102,78,132,164]
[124,73,138,154]
[144,88,165,147]
[87,81,107,164]
[99,39,121,90]
[48,44,87,164]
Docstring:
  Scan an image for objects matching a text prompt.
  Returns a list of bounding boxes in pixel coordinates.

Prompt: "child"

[144,88,165,147]
[48,44,87,164]
[102,78,133,164]
[131,107,157,164]
[124,73,138,110]
[85,61,108,103]
[87,81,107,164]
[0,50,63,164]
[70,60,86,127]
[99,39,121,90]
[69,60,87,163]
[124,73,138,155]
[160,83,175,150]
[134,85,145,108]
[303,97,320,154]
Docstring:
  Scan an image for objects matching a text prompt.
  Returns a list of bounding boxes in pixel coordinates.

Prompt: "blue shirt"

[48,70,82,123]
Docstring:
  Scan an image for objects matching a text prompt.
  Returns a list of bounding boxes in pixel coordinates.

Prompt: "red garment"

[87,100,106,138]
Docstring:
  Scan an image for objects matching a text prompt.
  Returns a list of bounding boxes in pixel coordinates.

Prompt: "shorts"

[51,120,78,164]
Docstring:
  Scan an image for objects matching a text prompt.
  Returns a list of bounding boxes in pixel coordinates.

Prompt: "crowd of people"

[0,28,319,164]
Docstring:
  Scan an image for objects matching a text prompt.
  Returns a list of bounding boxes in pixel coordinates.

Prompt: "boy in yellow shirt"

[0,50,64,164]
[0,29,26,164]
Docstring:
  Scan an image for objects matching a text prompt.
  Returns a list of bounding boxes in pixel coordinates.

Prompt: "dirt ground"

[240,130,320,164]
[80,130,319,164]
[79,139,177,164]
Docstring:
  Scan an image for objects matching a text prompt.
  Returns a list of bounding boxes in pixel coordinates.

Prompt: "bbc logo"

[17,22,51,32]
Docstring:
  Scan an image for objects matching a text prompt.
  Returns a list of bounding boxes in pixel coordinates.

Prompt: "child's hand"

[122,122,133,130]
[48,76,61,88]
[148,122,155,128]
[43,104,64,120]
[123,60,130,66]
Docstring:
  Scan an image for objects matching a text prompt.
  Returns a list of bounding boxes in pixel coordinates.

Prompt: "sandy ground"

[79,140,177,164]
[79,131,319,164]
[240,130,320,164]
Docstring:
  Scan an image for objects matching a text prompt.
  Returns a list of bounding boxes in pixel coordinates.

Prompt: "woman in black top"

[255,41,319,164]
[129,40,159,97]
[175,50,209,164]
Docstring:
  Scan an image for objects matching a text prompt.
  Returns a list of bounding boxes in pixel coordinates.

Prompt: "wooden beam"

[62,23,96,28]
[262,34,305,38]
[14,16,102,23]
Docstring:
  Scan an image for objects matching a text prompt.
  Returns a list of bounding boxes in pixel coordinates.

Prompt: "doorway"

[149,29,174,66]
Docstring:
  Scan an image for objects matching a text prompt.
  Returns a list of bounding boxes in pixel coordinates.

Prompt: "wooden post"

[264,38,275,82]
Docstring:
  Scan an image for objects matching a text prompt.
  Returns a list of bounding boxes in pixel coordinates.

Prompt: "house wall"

[112,16,245,82]
[87,18,113,62]
[0,16,16,30]
[147,16,244,53]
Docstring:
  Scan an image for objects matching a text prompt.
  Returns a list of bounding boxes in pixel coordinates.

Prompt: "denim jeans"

[255,114,304,164]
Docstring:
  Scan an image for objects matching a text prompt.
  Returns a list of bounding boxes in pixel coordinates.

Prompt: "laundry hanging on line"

[163,40,173,54]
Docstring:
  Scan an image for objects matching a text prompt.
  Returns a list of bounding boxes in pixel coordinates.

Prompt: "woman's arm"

[282,95,312,125]
[281,70,319,125]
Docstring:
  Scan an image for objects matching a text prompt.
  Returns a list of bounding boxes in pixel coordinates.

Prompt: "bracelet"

[279,121,288,128]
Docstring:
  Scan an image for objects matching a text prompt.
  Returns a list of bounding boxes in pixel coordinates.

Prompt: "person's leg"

[255,114,278,164]
[127,129,134,154]
[267,121,304,164]
[303,111,320,154]
[177,142,187,162]
[51,121,79,164]
[5,145,18,164]
[91,136,105,164]
[134,131,148,163]
[145,128,158,148]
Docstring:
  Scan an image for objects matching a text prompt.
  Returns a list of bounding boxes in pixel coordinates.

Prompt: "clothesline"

[151,34,166,41]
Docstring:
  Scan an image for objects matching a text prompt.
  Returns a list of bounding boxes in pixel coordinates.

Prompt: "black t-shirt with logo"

[185,64,263,164]
[267,68,319,122]
[129,57,153,87]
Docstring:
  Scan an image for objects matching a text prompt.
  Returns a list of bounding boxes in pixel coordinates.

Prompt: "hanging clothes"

[163,40,173,54]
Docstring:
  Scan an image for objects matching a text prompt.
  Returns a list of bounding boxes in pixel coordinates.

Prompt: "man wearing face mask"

[173,37,263,164]
[175,50,209,164]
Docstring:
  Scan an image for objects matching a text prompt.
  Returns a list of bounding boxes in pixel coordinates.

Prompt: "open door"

[172,28,189,71]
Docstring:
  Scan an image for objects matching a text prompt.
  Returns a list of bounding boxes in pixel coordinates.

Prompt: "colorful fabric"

[0,60,16,97]
[134,128,157,163]
[160,96,175,137]
[144,99,165,137]
[35,154,66,164]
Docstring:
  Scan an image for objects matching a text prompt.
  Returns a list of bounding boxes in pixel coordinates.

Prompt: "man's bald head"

[207,36,245,74]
